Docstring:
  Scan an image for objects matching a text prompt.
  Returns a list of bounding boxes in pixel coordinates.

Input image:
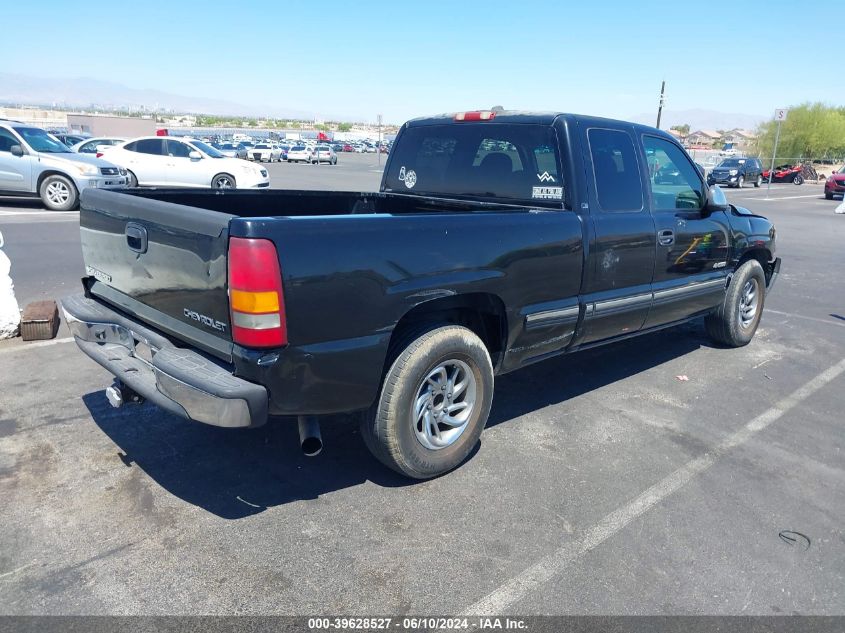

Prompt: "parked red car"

[762,164,804,185]
[824,166,845,199]
[342,144,354,152]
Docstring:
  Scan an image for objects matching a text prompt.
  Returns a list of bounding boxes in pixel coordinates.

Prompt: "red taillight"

[454,111,495,122]
[228,237,287,348]
[96,152,103,158]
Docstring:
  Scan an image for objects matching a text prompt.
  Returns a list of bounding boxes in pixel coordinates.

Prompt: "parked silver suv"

[0,119,127,210]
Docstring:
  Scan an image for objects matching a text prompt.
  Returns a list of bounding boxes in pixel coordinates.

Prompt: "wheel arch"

[36,169,76,191]
[735,247,773,284]
[385,293,508,375]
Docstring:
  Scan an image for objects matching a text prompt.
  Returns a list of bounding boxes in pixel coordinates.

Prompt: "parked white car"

[69,137,126,156]
[105,137,270,188]
[287,144,337,164]
[248,143,282,162]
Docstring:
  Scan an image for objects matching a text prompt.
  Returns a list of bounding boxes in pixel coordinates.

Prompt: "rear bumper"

[61,294,268,428]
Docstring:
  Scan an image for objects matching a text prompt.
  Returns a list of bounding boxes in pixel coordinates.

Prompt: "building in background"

[66,114,157,137]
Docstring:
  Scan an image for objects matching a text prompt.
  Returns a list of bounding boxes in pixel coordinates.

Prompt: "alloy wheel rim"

[215,177,233,188]
[412,359,477,450]
[46,181,70,205]
[738,279,759,329]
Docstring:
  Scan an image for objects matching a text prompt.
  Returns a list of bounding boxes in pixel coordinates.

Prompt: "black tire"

[754,175,762,188]
[826,192,833,200]
[39,174,79,211]
[127,171,138,187]
[360,325,494,479]
[735,176,744,189]
[211,173,236,189]
[705,259,766,347]
[793,175,804,185]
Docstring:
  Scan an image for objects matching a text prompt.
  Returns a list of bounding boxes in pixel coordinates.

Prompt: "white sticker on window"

[537,171,556,183]
[532,186,563,200]
[398,166,406,181]
[404,170,417,188]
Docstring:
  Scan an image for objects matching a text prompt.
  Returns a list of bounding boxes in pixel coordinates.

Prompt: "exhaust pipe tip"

[297,416,323,457]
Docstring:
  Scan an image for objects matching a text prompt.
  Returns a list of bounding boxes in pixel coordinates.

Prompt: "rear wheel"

[705,259,766,347]
[826,192,834,200]
[793,174,804,185]
[211,173,236,189]
[39,174,79,211]
[360,325,494,479]
[127,171,138,187]
[754,175,762,188]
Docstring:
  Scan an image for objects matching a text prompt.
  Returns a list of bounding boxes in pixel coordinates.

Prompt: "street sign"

[775,108,788,121]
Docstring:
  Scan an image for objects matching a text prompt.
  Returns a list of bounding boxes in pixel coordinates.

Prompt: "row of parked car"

[0,119,271,210]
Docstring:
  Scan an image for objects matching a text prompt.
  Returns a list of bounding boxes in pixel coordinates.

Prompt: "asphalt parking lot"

[1,162,844,616]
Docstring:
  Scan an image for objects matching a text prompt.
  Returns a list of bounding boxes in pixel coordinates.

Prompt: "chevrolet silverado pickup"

[62,110,781,479]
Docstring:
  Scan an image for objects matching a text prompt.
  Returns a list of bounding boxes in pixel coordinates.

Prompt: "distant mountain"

[0,72,315,120]
[630,108,767,132]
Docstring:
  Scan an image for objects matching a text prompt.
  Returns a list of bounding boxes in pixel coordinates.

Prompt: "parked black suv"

[707,157,763,188]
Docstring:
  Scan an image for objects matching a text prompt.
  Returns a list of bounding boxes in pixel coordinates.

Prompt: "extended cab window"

[384,123,564,207]
[643,135,704,211]
[587,128,643,212]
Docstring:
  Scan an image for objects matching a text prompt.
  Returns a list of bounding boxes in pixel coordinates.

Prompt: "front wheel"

[360,325,494,479]
[39,174,79,211]
[825,192,833,200]
[705,259,766,347]
[793,175,804,185]
[211,173,236,189]
[126,171,138,187]
[735,176,744,189]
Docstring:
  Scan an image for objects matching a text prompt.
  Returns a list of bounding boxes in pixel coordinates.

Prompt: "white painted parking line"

[744,194,823,201]
[0,210,78,217]
[0,336,74,355]
[464,356,845,615]
[767,309,845,329]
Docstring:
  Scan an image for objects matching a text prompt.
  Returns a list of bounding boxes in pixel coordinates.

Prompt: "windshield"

[291,146,306,151]
[190,140,224,158]
[717,159,744,168]
[17,128,71,153]
[838,165,845,174]
[255,144,270,149]
[219,144,236,150]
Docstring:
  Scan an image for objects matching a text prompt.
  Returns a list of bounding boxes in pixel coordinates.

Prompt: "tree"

[336,122,352,132]
[753,103,845,162]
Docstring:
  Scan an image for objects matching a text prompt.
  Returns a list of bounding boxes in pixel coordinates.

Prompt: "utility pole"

[656,81,666,129]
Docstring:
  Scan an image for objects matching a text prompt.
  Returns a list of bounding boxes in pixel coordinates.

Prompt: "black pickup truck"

[62,110,781,479]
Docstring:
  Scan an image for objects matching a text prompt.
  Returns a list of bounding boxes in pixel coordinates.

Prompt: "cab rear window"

[384,124,564,207]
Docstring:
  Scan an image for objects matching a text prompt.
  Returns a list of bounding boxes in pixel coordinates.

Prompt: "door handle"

[658,229,675,246]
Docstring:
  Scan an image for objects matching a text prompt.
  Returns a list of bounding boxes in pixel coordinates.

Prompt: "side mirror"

[703,184,728,215]
[188,150,202,160]
[10,144,24,157]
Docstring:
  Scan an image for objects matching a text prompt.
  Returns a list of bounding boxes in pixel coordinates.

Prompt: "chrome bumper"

[61,294,267,428]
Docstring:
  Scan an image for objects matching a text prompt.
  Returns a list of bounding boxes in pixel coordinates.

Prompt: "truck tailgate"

[79,188,234,360]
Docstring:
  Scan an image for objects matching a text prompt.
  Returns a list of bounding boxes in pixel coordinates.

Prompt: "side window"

[0,128,20,152]
[642,135,704,211]
[78,141,98,153]
[166,140,192,158]
[124,141,137,152]
[587,128,643,212]
[134,139,165,155]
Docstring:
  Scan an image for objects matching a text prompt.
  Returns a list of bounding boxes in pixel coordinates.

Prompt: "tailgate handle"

[125,223,148,254]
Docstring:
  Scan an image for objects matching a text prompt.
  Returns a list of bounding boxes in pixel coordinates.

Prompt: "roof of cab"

[404,110,671,138]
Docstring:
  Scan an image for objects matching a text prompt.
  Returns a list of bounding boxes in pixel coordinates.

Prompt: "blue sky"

[1,0,840,124]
